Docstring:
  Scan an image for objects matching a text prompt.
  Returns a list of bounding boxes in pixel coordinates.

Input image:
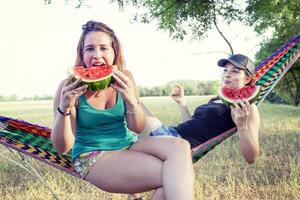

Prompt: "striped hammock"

[1,34,300,178]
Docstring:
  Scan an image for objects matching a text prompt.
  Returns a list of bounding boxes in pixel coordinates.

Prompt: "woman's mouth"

[92,63,105,67]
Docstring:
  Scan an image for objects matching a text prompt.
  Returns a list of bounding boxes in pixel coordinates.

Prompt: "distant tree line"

[0,95,53,102]
[0,79,295,105]
[0,80,219,102]
[138,80,219,97]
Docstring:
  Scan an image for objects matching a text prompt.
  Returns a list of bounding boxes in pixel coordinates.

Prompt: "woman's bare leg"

[130,137,195,200]
[86,149,162,193]
[85,137,195,200]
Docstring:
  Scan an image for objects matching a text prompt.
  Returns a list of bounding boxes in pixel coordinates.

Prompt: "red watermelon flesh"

[219,85,260,105]
[70,65,113,91]
[73,65,112,81]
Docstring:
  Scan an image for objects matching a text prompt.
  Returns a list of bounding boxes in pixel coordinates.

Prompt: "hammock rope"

[0,34,299,196]
[0,147,60,200]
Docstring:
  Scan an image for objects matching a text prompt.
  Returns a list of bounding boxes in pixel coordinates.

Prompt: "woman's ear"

[245,76,252,85]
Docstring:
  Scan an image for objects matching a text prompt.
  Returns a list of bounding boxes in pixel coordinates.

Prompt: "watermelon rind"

[69,66,113,91]
[81,76,112,91]
[218,85,261,106]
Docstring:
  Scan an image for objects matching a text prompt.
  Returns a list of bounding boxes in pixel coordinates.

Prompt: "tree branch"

[213,20,234,55]
[212,1,234,55]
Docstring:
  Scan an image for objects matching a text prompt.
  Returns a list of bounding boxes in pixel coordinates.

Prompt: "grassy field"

[0,96,299,200]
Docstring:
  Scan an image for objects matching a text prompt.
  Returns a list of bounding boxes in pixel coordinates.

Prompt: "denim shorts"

[149,126,182,138]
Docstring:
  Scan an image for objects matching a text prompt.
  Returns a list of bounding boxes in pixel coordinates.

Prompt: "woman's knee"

[170,138,191,155]
[129,137,191,161]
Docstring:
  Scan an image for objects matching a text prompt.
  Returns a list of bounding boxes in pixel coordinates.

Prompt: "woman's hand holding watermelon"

[59,76,88,112]
[110,68,138,108]
[230,99,260,164]
[230,100,251,129]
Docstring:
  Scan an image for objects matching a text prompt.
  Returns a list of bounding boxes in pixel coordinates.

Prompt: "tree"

[44,0,246,54]
[44,0,300,104]
[246,0,300,105]
[138,80,219,97]
[44,0,85,8]
[115,0,299,104]
[114,0,247,55]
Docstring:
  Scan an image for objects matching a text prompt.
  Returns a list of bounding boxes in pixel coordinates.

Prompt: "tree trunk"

[294,84,300,106]
[291,69,300,106]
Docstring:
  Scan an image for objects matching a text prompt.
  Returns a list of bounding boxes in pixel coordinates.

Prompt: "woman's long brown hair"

[75,20,125,70]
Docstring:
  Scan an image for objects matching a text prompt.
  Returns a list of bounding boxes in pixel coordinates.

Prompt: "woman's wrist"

[57,105,71,116]
[237,125,250,133]
[125,100,140,115]
[59,104,71,112]
[178,101,187,107]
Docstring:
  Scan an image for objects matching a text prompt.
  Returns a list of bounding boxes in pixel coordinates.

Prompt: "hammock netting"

[1,34,300,177]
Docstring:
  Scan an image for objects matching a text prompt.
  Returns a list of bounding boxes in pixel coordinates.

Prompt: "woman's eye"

[85,48,94,52]
[101,47,108,51]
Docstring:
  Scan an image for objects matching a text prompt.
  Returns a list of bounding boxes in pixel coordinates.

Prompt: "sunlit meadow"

[0,96,299,200]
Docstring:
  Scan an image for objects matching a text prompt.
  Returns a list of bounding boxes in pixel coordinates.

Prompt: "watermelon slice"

[219,85,261,106]
[70,65,113,91]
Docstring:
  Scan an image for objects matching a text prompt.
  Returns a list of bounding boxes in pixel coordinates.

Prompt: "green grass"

[0,97,299,200]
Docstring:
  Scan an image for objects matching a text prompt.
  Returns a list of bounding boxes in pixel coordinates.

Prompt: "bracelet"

[126,106,138,115]
[57,106,71,116]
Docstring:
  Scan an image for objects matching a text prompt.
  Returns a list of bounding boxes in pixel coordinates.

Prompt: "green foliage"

[246,0,300,106]
[22,95,54,101]
[42,0,300,105]
[44,0,85,8]
[0,94,19,102]
[265,91,289,105]
[115,0,243,41]
[246,0,300,35]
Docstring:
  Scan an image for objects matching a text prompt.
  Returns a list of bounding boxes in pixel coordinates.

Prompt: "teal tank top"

[72,92,138,160]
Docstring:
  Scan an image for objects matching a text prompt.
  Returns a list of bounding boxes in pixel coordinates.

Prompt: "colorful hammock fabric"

[0,34,300,175]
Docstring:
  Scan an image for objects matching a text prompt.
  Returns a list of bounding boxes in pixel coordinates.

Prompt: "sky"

[0,0,263,98]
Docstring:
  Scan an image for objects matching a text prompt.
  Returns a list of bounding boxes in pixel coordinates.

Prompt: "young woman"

[51,20,195,200]
[142,54,260,164]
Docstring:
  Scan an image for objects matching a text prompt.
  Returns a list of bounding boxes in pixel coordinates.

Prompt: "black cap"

[217,54,255,75]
